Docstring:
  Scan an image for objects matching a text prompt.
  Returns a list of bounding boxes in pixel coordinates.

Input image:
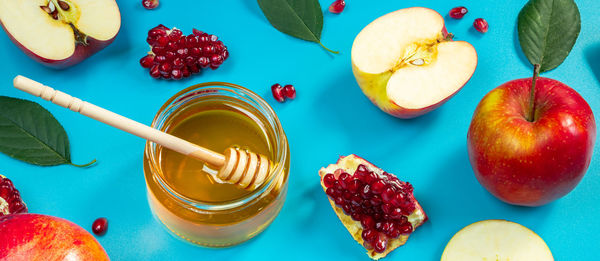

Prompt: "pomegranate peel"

[319,155,427,259]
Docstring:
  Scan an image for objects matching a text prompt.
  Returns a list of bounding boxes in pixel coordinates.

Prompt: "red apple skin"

[0,213,109,260]
[467,77,596,206]
[0,20,119,69]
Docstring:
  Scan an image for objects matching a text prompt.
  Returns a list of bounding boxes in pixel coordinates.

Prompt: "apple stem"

[527,64,541,122]
[68,159,97,168]
[318,41,339,54]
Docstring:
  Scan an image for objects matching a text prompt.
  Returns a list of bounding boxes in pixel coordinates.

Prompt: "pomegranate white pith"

[351,7,477,118]
[0,0,120,67]
[441,220,553,261]
[319,155,427,260]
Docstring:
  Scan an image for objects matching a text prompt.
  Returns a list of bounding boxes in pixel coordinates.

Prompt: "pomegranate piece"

[92,217,108,236]
[319,155,427,259]
[473,18,488,33]
[271,83,285,102]
[141,25,229,80]
[329,0,346,14]
[283,84,296,99]
[142,0,159,10]
[0,175,27,217]
[449,6,468,19]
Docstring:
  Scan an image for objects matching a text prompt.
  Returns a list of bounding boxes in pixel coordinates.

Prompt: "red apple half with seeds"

[319,155,427,259]
[351,7,477,118]
[0,213,109,260]
[441,220,553,260]
[0,0,121,68]
[468,78,596,206]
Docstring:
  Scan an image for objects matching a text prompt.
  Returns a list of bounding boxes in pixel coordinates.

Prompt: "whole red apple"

[0,213,109,260]
[467,77,596,206]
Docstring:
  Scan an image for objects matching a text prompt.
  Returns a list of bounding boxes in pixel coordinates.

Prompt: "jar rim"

[145,82,288,211]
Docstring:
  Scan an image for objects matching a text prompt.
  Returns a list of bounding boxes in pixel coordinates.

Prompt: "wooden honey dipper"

[13,75,271,191]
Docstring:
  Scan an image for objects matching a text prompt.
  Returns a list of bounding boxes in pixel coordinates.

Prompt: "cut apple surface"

[319,155,427,260]
[0,0,120,68]
[351,7,477,118]
[441,220,553,261]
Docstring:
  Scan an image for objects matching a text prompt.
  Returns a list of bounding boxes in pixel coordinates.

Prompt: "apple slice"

[319,155,427,259]
[441,220,554,261]
[351,7,477,118]
[0,0,121,68]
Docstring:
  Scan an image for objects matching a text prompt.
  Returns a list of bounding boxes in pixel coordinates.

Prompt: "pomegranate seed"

[92,217,108,236]
[159,63,172,73]
[449,6,468,19]
[362,229,377,243]
[361,216,375,229]
[374,237,387,253]
[323,174,336,188]
[351,212,361,221]
[181,68,191,78]
[271,84,285,102]
[381,187,395,203]
[473,18,488,33]
[326,187,335,197]
[171,69,183,80]
[139,55,154,68]
[142,0,159,9]
[329,0,346,14]
[150,65,161,78]
[283,85,296,99]
[371,180,386,194]
[399,223,413,234]
[347,179,361,192]
[338,173,350,188]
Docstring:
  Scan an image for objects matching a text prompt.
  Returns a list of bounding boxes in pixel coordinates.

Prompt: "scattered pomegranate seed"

[0,175,27,217]
[141,25,229,80]
[271,84,285,102]
[322,164,422,254]
[283,85,296,99]
[473,18,488,33]
[329,0,346,14]
[448,6,468,19]
[142,0,159,9]
[92,217,108,236]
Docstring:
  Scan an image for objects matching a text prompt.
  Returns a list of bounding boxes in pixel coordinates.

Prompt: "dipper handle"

[13,75,270,190]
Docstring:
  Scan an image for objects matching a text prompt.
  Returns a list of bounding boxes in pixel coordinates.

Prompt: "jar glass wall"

[143,82,289,247]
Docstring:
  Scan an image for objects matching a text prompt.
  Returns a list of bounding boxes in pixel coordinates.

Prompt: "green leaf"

[518,0,581,73]
[0,96,94,167]
[257,0,338,53]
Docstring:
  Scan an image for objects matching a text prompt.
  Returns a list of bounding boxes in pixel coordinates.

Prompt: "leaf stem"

[527,64,541,122]
[69,159,97,168]
[318,41,339,54]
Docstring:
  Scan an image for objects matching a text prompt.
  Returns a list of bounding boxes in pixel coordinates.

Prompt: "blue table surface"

[1,0,599,260]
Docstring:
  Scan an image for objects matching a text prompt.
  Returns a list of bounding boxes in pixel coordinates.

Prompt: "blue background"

[1,0,599,260]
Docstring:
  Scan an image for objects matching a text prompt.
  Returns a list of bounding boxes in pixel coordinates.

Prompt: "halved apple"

[441,220,554,261]
[0,0,121,68]
[351,7,477,118]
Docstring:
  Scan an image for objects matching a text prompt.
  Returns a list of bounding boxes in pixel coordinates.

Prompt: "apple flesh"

[468,77,596,206]
[441,220,553,260]
[351,7,477,118]
[0,0,121,68]
[0,213,109,260]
